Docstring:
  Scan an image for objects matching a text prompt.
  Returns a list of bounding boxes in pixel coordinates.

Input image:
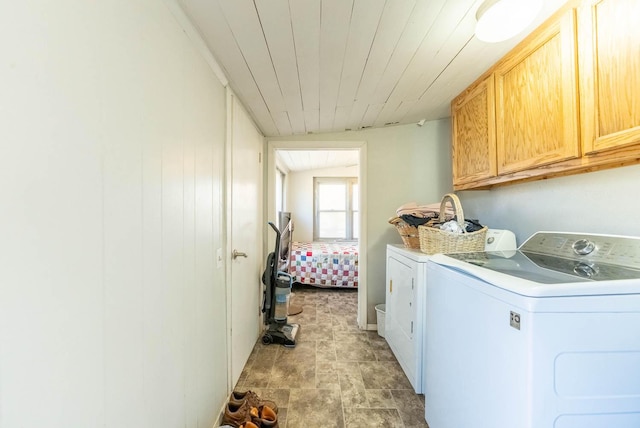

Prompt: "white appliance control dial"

[572,239,596,255]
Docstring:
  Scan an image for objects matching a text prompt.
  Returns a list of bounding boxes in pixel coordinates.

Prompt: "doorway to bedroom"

[266,141,367,330]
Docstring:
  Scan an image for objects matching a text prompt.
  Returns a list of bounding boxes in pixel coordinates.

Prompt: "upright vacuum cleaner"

[261,222,299,347]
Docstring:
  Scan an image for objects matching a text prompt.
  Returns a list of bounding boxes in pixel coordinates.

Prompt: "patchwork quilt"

[288,241,358,288]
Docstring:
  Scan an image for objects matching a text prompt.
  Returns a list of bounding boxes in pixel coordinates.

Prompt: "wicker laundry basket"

[389,216,438,249]
[388,216,420,249]
[418,193,487,255]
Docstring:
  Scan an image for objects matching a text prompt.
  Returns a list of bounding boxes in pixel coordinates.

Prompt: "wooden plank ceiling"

[277,150,360,172]
[178,0,568,137]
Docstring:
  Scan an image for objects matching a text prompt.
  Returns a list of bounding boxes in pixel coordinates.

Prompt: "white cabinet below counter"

[385,244,430,394]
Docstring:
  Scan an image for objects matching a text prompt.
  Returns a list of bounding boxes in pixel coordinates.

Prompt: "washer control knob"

[574,262,599,279]
[572,239,595,256]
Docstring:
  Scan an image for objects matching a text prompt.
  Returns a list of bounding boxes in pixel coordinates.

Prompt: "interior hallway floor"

[232,285,429,428]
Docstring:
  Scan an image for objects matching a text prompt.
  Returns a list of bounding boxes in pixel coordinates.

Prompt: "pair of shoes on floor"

[229,390,279,414]
[221,403,278,428]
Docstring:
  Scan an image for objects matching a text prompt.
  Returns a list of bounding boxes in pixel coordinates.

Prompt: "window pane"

[352,183,359,211]
[353,212,359,239]
[318,184,346,210]
[319,212,346,238]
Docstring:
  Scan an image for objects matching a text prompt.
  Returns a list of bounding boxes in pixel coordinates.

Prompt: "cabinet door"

[451,75,497,186]
[579,0,640,154]
[495,9,579,174]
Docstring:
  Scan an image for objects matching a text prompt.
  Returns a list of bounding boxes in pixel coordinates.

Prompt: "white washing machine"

[425,231,640,428]
[385,229,516,393]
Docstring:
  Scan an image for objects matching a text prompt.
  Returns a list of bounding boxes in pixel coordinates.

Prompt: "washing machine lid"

[429,231,640,297]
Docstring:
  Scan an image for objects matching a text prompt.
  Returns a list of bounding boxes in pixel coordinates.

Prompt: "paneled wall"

[0,1,228,426]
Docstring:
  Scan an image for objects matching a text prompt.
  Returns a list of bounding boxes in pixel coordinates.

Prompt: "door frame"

[265,140,368,330]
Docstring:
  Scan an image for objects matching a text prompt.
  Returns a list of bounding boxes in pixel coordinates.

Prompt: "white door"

[228,94,263,386]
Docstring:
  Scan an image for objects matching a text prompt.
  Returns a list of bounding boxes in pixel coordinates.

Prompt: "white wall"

[459,164,640,245]
[287,165,358,242]
[269,120,453,323]
[0,1,228,426]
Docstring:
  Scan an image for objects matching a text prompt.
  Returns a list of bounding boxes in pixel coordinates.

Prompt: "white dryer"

[385,229,515,393]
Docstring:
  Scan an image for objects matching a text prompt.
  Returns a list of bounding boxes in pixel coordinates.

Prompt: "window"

[313,177,358,240]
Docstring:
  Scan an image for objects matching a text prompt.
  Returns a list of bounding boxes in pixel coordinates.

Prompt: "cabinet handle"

[390,279,393,293]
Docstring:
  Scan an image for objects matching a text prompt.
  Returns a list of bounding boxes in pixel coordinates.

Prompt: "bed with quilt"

[288,241,358,288]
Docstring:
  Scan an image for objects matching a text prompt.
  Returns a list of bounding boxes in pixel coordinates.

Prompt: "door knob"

[232,249,248,259]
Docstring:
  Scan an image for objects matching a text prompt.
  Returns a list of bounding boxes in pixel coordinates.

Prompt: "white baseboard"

[213,398,227,428]
[366,323,377,331]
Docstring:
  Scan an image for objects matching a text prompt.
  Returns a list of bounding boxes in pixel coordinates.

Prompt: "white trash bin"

[375,304,386,338]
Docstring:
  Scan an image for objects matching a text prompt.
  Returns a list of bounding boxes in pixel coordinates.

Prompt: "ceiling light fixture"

[475,0,543,43]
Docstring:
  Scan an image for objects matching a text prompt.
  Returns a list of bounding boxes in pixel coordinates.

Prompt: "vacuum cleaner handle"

[268,221,280,241]
[268,221,281,268]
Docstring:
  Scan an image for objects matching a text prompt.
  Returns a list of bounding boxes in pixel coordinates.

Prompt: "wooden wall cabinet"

[494,9,579,175]
[452,0,640,190]
[451,75,497,184]
[578,0,640,155]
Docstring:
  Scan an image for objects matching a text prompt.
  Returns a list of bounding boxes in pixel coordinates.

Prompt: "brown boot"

[230,390,279,414]
[221,399,252,427]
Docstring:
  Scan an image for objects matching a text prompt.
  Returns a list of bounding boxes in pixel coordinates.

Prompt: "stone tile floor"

[232,285,429,428]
